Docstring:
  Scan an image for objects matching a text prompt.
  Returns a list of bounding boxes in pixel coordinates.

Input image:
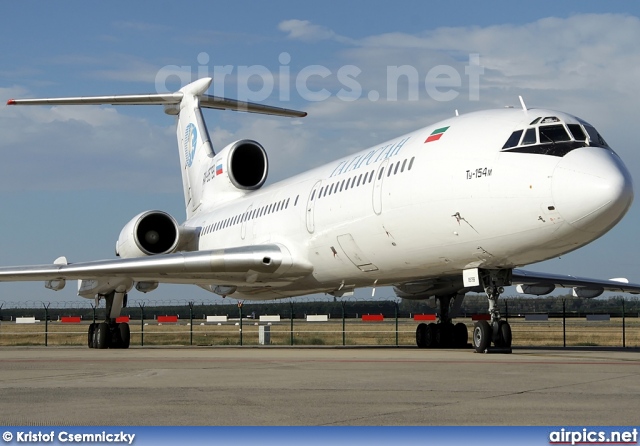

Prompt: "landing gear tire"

[496,321,512,348]
[473,320,491,353]
[436,323,453,348]
[453,322,468,348]
[88,323,96,348]
[425,323,438,348]
[117,323,130,349]
[416,323,427,348]
[95,322,110,349]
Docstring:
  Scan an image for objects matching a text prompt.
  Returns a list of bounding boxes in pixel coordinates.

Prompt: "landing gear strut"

[472,269,512,353]
[415,292,468,349]
[87,291,130,349]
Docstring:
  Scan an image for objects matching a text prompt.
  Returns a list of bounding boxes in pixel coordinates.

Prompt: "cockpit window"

[502,130,523,149]
[567,124,587,141]
[539,124,571,143]
[522,128,537,145]
[502,118,612,157]
[584,125,609,147]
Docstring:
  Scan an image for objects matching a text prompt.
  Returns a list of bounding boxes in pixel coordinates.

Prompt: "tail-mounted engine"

[116,210,181,258]
[213,139,268,191]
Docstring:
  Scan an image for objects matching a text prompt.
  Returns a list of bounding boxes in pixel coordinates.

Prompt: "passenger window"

[340,180,345,192]
[285,198,290,209]
[522,128,536,145]
[394,163,400,175]
[502,130,523,149]
[311,190,316,201]
[401,159,407,172]
[357,174,362,186]
[387,163,393,177]
[408,157,415,170]
[369,170,374,182]
[294,195,299,206]
[378,168,384,180]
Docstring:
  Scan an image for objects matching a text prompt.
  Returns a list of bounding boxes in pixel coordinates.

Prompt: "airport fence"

[0,296,638,348]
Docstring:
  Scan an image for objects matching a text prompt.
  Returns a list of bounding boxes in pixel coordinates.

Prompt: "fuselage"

[185,108,633,299]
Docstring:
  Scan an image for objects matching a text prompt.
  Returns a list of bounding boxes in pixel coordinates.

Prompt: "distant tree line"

[1,294,638,321]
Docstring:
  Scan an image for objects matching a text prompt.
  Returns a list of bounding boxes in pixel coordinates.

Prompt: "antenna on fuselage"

[518,95,528,114]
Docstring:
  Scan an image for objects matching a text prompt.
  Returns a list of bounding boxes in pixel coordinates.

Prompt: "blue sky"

[1,1,640,306]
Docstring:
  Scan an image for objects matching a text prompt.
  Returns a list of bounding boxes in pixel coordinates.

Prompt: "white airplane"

[3,77,640,353]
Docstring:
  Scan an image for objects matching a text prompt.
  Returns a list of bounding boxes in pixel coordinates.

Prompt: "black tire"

[499,321,512,348]
[436,323,453,348]
[87,323,96,348]
[416,323,427,348]
[95,322,110,349]
[118,323,130,349]
[425,323,438,348]
[454,322,468,348]
[472,321,491,353]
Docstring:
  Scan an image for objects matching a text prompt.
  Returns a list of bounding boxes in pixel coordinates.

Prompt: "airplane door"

[306,180,322,233]
[241,204,253,240]
[372,159,388,215]
[337,233,379,272]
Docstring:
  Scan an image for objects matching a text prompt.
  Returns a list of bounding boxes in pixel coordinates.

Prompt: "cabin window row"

[201,195,299,235]
[312,156,415,201]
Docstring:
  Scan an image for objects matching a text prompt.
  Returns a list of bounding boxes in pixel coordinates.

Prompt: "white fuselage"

[185,108,633,299]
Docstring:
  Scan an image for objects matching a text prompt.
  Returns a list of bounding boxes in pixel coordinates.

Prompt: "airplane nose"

[551,147,634,234]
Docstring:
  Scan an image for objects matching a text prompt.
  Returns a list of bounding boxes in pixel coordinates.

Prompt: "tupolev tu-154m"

[3,77,639,352]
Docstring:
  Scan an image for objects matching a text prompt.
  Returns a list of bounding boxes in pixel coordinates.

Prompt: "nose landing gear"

[472,269,513,353]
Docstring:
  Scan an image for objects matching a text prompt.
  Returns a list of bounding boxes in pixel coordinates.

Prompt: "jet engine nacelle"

[116,210,180,258]
[217,139,268,190]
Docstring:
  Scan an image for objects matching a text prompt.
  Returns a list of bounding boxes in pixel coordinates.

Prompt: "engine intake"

[116,211,180,258]
[227,140,268,190]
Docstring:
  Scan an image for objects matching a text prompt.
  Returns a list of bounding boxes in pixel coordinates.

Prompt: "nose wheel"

[473,269,513,353]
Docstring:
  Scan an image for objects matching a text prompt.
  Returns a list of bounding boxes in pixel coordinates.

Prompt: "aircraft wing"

[395,268,640,300]
[511,268,640,296]
[0,245,313,286]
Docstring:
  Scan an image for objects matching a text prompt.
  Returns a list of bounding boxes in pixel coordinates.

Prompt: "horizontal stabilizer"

[7,77,306,118]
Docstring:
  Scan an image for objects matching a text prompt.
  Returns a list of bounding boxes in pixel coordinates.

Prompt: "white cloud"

[278,19,351,43]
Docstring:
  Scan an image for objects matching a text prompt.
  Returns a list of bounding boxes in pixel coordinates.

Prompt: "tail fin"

[175,79,215,216]
[7,78,306,218]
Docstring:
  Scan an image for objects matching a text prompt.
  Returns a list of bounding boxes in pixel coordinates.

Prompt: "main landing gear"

[87,291,130,349]
[415,292,468,349]
[471,269,512,353]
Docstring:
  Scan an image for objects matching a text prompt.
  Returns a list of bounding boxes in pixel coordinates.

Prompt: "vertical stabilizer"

[175,78,215,218]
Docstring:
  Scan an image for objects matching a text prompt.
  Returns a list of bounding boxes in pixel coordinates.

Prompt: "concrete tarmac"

[0,346,638,426]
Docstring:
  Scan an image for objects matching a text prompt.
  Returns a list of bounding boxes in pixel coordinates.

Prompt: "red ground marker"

[116,316,130,323]
[471,314,491,321]
[361,314,384,321]
[61,316,81,323]
[157,315,178,323]
[413,314,437,321]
